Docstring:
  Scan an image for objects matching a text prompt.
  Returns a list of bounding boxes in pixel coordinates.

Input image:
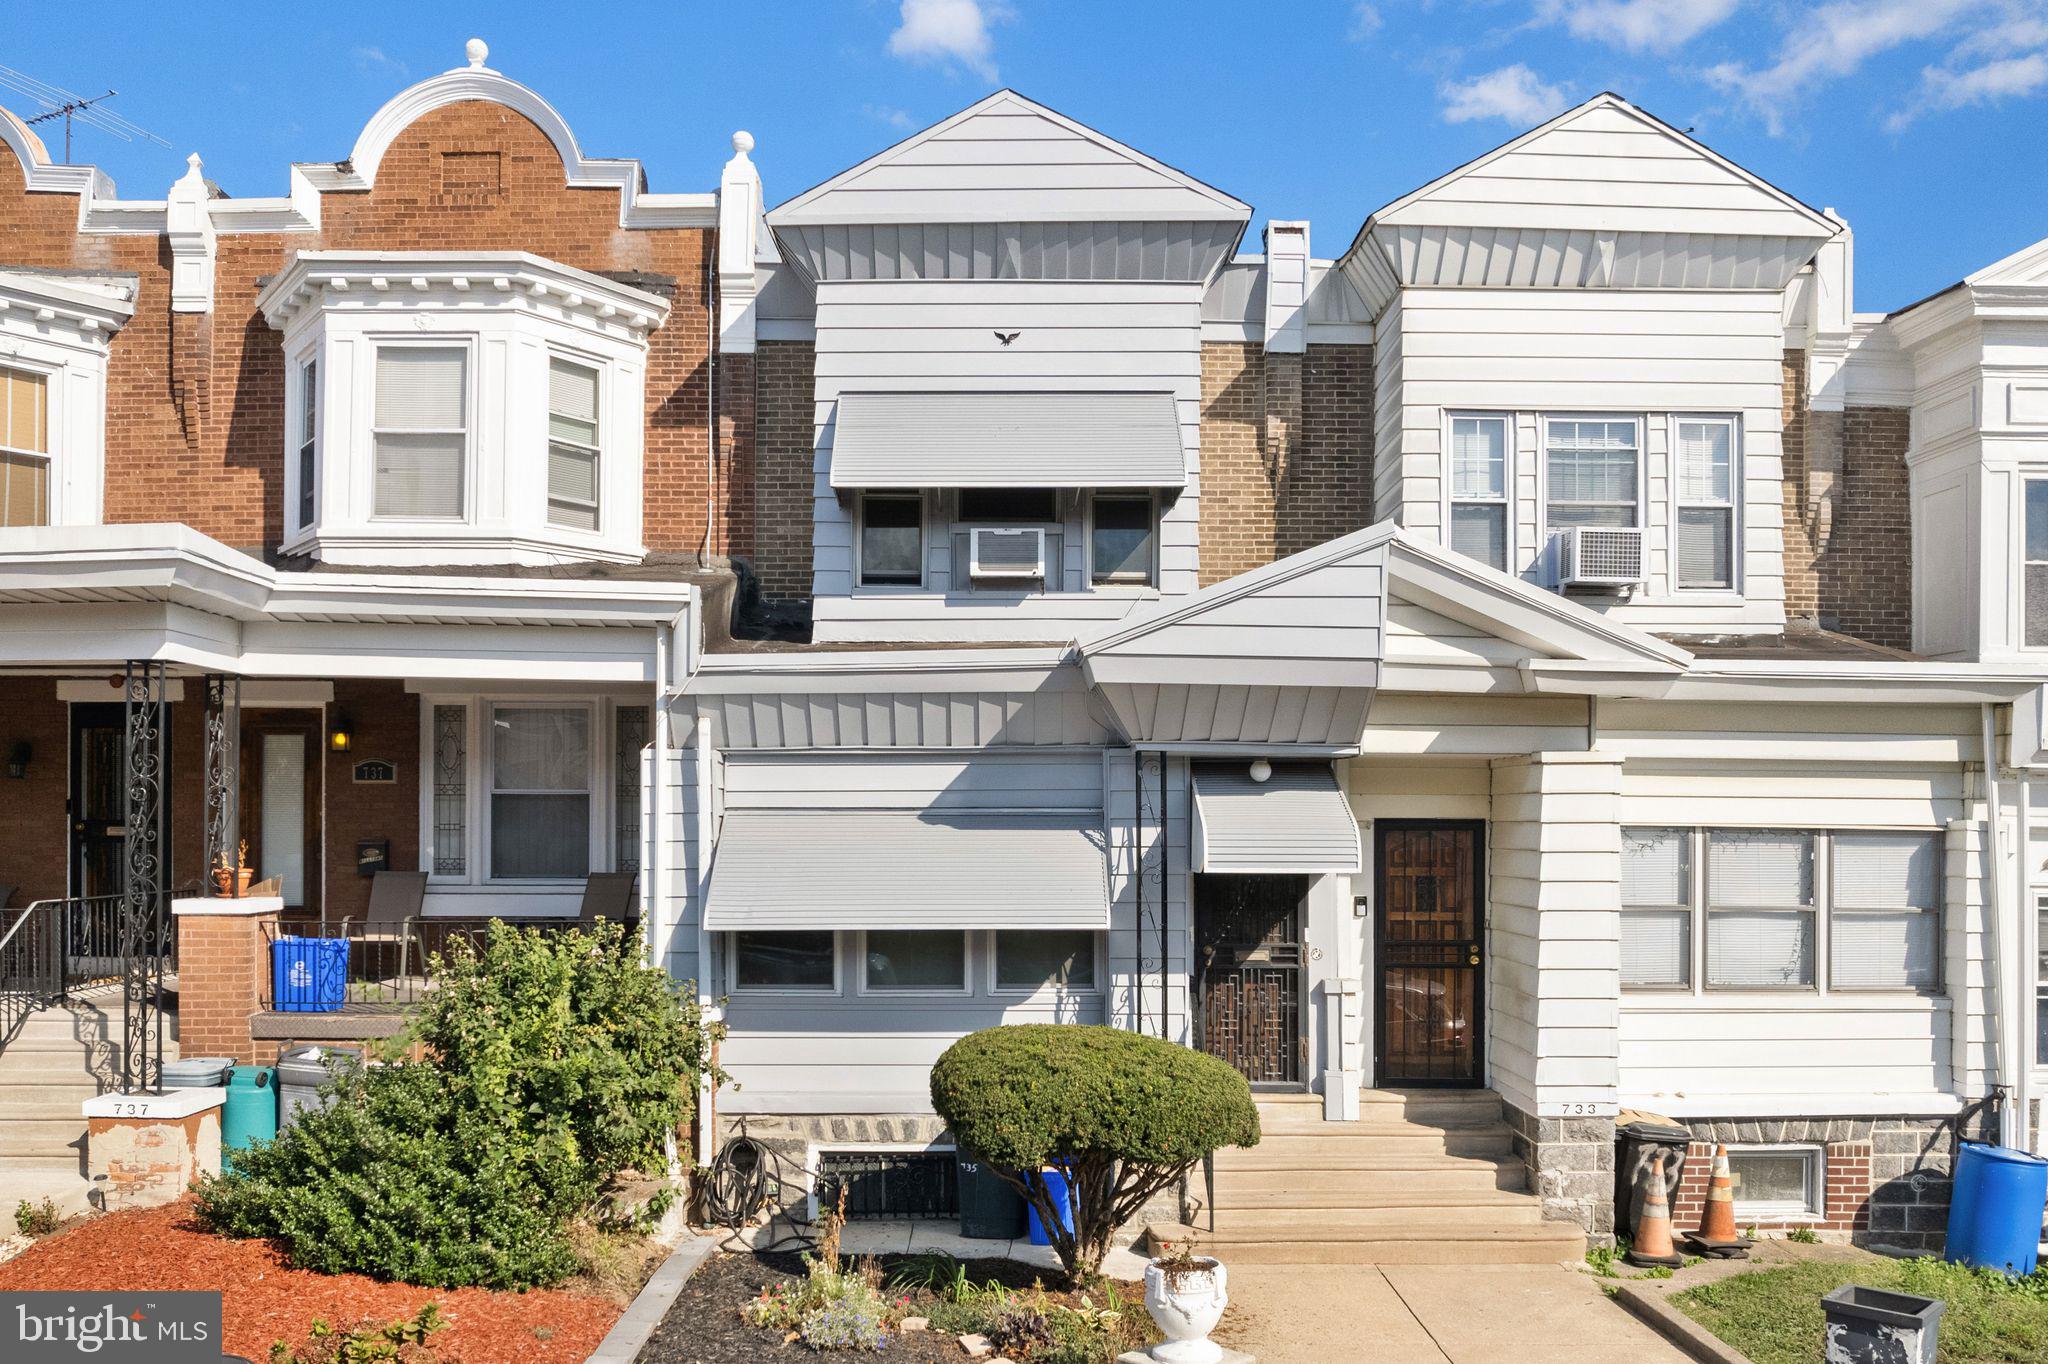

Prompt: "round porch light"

[1248,758,1272,784]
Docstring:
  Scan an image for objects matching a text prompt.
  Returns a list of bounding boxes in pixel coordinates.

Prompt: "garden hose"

[703,1127,816,1253]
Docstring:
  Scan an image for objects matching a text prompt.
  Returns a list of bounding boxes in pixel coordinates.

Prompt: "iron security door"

[1195,874,1308,1089]
[1375,822,1484,1087]
[69,703,129,898]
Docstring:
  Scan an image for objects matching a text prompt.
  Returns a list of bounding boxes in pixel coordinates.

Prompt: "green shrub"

[14,1197,60,1237]
[929,1025,1259,1282]
[743,1256,895,1350]
[267,1304,445,1364]
[199,922,722,1290]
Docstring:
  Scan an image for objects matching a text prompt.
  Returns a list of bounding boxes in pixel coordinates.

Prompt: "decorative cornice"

[256,249,672,335]
[0,269,139,349]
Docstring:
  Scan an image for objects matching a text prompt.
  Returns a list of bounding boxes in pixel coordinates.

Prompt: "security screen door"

[1375,822,1485,1086]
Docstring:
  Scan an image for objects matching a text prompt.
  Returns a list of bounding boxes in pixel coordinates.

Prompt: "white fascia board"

[0,270,139,345]
[0,524,272,617]
[264,572,695,628]
[1666,663,2046,704]
[1516,659,1683,699]
[687,646,1075,695]
[256,250,671,332]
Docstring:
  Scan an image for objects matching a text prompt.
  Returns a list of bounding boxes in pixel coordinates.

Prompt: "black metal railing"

[259,916,589,1010]
[0,893,175,1054]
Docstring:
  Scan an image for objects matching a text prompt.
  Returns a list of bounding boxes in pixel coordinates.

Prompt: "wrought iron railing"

[0,893,173,1055]
[259,916,588,1010]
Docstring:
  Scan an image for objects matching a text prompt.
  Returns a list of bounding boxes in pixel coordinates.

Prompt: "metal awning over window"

[703,809,1109,931]
[1191,761,1361,875]
[828,391,1186,490]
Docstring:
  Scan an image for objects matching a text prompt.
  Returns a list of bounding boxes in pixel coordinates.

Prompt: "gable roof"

[769,89,1251,228]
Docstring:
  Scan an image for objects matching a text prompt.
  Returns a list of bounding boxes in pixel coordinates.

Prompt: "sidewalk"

[1214,1262,1694,1364]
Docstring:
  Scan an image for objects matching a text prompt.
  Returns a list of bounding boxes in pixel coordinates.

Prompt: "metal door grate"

[816,1151,960,1220]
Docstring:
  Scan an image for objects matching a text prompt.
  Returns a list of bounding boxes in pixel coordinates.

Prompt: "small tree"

[929,1024,1259,1283]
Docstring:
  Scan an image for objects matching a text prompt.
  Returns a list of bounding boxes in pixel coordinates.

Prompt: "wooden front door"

[1375,822,1484,1087]
[1195,874,1308,1089]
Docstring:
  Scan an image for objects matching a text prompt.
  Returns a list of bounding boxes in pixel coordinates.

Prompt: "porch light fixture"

[6,740,28,779]
[1248,758,1272,784]
[328,714,354,753]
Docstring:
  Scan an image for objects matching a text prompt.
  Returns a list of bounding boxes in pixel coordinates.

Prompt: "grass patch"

[1673,1257,2048,1364]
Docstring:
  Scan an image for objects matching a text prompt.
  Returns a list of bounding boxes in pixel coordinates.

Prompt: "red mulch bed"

[0,1198,622,1363]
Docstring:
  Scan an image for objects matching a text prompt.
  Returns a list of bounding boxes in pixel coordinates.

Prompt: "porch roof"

[702,808,1109,931]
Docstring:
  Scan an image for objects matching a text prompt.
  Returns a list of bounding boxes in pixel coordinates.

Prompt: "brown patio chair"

[578,871,640,926]
[338,870,427,985]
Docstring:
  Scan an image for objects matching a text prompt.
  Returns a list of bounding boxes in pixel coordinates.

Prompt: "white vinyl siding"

[1675,416,1736,590]
[546,357,601,532]
[1448,413,1509,570]
[1622,827,1691,988]
[1545,416,1640,530]
[373,346,467,519]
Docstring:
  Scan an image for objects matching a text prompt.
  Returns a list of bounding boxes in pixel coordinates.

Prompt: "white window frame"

[1444,412,1514,573]
[482,699,599,884]
[1620,827,1693,991]
[1085,489,1159,588]
[1727,1144,1825,1221]
[544,350,604,534]
[1622,827,1947,999]
[856,929,974,997]
[1541,413,1645,532]
[1669,414,1741,594]
[0,360,53,529]
[987,929,1106,997]
[369,337,473,523]
[728,930,842,996]
[2035,893,2048,1079]
[2024,478,2048,651]
[857,490,927,589]
[294,355,319,531]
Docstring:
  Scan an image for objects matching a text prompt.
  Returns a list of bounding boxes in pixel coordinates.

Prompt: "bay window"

[373,346,468,520]
[1449,414,1510,571]
[1089,491,1155,585]
[547,356,601,531]
[1675,417,1736,590]
[1545,417,1640,531]
[1623,827,1944,995]
[2026,480,2048,648]
[0,365,49,528]
[860,492,925,586]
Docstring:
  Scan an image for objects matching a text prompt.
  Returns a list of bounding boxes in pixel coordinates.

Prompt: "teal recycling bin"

[221,1065,277,1170]
[1944,1141,2048,1275]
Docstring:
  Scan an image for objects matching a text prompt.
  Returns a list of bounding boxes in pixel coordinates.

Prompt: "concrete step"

[1207,1176,1534,1208]
[1256,1113,1509,1136]
[0,1097,99,1120]
[1185,1222,1585,1266]
[0,1154,86,1171]
[0,1057,118,1084]
[0,1121,87,1157]
[1212,1202,1548,1234]
[1217,1129,1515,1163]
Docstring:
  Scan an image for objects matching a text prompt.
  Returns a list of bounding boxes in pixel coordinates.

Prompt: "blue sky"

[8,1,2046,310]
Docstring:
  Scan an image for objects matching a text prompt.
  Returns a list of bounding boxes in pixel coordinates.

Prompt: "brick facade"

[1198,341,1375,585]
[174,905,279,1063]
[747,340,820,601]
[0,100,719,556]
[321,680,421,926]
[1780,351,1914,649]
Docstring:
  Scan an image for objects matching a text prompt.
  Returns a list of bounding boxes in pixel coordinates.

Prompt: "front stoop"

[1185,1090,1588,1265]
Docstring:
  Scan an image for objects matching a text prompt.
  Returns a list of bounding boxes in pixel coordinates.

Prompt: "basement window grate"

[815,1151,959,1220]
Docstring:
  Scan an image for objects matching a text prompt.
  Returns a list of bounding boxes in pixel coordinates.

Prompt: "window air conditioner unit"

[1559,526,1645,587]
[969,526,1046,580]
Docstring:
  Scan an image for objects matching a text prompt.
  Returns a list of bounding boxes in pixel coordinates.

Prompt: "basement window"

[814,1150,959,1220]
[1728,1146,1823,1220]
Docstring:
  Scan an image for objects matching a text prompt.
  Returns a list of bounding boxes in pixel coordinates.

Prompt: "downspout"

[2019,763,2038,1155]
[695,696,718,1169]
[700,251,719,568]
[1982,703,2016,1147]
[1134,751,1147,1037]
[1160,752,1172,1041]
[651,622,670,968]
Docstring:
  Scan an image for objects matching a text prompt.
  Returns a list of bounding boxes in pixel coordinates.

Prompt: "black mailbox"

[356,839,390,877]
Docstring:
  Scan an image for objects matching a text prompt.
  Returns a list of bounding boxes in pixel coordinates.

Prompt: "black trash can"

[957,1152,1026,1240]
[1615,1117,1691,1240]
[1822,1285,1944,1364]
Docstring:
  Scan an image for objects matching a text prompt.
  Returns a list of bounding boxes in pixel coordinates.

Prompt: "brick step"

[1211,1203,1548,1234]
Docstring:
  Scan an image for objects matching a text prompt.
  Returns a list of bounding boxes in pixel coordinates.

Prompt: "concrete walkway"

[1214,1262,1693,1364]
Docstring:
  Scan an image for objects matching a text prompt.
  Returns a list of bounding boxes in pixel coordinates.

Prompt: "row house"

[4,41,2048,1257]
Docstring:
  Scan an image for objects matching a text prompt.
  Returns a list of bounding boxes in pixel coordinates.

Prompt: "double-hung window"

[860,492,924,586]
[373,346,468,519]
[488,704,592,880]
[1830,832,1941,991]
[1675,417,1736,590]
[2026,481,2048,648]
[1621,828,1692,988]
[1545,418,1640,531]
[546,357,601,531]
[0,365,49,528]
[1706,830,1816,989]
[296,360,318,530]
[1449,415,1510,571]
[1090,491,1155,585]
[2037,895,2048,1067]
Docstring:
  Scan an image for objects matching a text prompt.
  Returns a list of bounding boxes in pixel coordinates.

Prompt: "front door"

[240,713,321,919]
[68,703,130,898]
[1194,874,1308,1089]
[1375,822,1484,1087]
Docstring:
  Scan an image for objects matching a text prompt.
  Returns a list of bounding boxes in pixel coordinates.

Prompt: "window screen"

[1546,419,1639,529]
[1729,1148,1820,1216]
[547,357,600,531]
[1449,416,1509,570]
[373,347,467,518]
[1622,828,1691,988]
[489,705,590,879]
[1831,832,1940,990]
[1707,831,1814,987]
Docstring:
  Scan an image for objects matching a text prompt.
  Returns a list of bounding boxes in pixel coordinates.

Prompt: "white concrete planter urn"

[1142,1254,1229,1364]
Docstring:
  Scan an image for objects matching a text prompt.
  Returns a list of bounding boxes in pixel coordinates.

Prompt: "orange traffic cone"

[1627,1151,1684,1267]
[1685,1144,1755,1258]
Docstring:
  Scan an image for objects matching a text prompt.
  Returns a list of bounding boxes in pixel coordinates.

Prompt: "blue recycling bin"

[270,935,347,1013]
[1945,1140,2048,1275]
[1025,1168,1075,1246]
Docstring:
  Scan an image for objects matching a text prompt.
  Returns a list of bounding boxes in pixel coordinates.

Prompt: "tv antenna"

[0,65,170,164]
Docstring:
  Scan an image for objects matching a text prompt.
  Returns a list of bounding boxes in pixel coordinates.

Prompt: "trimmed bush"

[929,1025,1259,1282]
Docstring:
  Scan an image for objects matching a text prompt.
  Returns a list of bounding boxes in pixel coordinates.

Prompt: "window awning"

[828,391,1186,490]
[1191,761,1361,875]
[702,809,1110,931]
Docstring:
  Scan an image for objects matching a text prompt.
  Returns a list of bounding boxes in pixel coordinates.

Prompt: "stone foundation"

[1502,1100,1617,1241]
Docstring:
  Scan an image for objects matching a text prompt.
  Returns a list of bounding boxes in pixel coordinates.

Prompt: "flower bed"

[0,1199,623,1363]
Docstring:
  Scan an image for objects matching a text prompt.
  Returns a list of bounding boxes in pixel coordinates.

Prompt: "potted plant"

[212,839,254,898]
[1142,1234,1229,1364]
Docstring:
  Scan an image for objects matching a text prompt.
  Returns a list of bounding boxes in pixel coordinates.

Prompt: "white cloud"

[351,46,409,80]
[1887,27,2048,130]
[1538,0,1742,54]
[1702,0,1990,134]
[887,0,1009,81]
[1440,64,1571,124]
[863,103,918,131]
[1349,3,1384,40]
